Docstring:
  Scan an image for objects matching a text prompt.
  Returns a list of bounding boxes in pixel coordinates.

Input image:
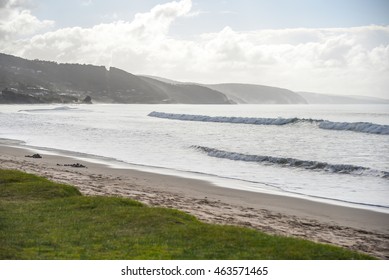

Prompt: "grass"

[0,169,375,259]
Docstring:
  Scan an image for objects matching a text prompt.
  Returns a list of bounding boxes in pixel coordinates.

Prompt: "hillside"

[140,76,232,104]
[0,53,231,104]
[140,77,308,104]
[208,83,307,104]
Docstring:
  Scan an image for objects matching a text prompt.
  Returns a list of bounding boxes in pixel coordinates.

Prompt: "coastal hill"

[145,75,389,105]
[1,52,388,104]
[0,53,231,104]
[298,91,389,104]
[207,83,307,104]
[141,75,307,104]
[139,76,231,104]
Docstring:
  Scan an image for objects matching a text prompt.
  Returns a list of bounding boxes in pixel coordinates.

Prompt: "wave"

[319,121,389,135]
[148,111,389,135]
[148,111,309,125]
[192,146,389,179]
[18,106,78,113]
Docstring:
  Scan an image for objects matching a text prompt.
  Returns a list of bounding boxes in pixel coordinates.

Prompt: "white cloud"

[1,0,389,98]
[0,0,54,43]
[4,0,193,67]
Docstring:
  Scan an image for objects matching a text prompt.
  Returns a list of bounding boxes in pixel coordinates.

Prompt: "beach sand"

[1,144,388,259]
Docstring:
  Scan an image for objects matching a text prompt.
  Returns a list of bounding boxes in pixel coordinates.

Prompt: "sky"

[1,0,389,98]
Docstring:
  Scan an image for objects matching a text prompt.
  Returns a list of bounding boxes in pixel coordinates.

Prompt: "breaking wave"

[148,111,308,125]
[192,146,389,179]
[319,121,389,135]
[19,106,78,113]
[148,111,389,135]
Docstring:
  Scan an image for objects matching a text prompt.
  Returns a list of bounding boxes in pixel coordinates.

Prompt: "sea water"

[0,104,388,212]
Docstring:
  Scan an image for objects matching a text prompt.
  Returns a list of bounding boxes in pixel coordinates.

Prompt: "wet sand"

[1,144,388,259]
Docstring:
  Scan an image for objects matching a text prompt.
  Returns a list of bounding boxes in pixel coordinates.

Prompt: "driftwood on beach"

[25,154,42,159]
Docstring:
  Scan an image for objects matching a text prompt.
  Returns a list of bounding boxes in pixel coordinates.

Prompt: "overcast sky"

[1,0,389,98]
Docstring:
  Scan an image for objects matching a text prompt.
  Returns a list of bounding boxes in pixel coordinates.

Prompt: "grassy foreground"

[0,169,375,259]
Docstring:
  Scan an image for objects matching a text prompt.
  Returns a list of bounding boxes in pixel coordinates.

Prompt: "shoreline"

[1,144,388,259]
[4,139,387,214]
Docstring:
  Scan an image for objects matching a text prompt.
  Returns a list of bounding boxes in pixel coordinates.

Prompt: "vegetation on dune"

[0,169,375,259]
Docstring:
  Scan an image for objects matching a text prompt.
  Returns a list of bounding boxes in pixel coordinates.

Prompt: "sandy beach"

[1,143,388,259]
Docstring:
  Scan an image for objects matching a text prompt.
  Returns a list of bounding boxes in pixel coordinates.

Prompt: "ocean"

[1,104,388,213]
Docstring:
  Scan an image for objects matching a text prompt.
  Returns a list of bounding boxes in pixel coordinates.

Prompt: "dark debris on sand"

[57,163,87,168]
[25,154,42,159]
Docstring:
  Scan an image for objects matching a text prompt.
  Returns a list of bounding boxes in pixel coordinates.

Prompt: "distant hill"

[140,77,308,104]
[297,91,389,104]
[207,83,307,104]
[142,76,389,104]
[1,53,388,104]
[140,76,232,104]
[140,75,187,85]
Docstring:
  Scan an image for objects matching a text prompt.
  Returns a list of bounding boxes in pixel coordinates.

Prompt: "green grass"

[0,169,375,259]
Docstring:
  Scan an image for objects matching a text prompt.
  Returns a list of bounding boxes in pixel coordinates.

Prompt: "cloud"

[4,0,193,66]
[0,0,8,8]
[1,0,389,97]
[0,0,54,43]
[0,0,24,9]
[197,26,389,96]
